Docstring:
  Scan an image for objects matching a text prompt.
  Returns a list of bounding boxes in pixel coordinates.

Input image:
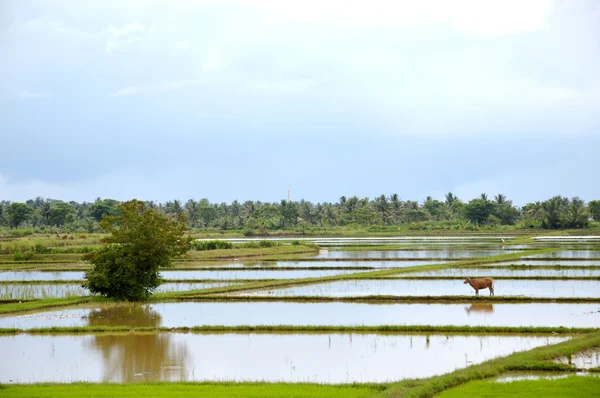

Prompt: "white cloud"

[237,0,552,37]
[202,53,222,71]
[17,91,46,99]
[114,79,203,96]
[103,22,147,53]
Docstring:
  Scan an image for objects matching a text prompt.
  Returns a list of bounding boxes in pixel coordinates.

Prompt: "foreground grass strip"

[0,382,386,398]
[383,331,600,398]
[0,296,92,314]
[435,375,600,398]
[0,324,594,335]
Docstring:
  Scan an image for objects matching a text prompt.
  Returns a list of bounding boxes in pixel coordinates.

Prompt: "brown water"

[0,333,565,383]
[1,302,598,329]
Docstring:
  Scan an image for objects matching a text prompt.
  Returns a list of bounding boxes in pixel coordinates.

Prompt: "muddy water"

[403,268,600,277]
[315,249,516,259]
[0,333,564,383]
[1,302,598,329]
[237,279,600,298]
[0,269,358,282]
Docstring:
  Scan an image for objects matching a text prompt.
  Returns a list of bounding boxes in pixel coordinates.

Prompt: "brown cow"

[464,277,494,296]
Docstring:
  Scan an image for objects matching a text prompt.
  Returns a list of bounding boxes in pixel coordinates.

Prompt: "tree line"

[0,194,599,233]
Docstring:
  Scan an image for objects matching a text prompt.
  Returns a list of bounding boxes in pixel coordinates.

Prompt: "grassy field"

[435,375,600,398]
[0,382,386,398]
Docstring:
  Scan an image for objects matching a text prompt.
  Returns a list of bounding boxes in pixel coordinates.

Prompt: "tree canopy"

[83,200,191,301]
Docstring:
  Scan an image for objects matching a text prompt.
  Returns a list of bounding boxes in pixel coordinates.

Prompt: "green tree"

[6,202,34,228]
[88,199,120,221]
[83,200,191,301]
[463,199,494,226]
[589,200,600,222]
[48,201,76,226]
[561,197,589,228]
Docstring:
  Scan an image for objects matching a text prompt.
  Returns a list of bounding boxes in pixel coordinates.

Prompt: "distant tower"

[288,188,291,203]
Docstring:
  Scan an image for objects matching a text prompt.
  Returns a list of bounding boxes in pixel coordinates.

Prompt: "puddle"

[0,282,234,299]
[403,268,600,277]
[1,302,598,329]
[0,333,564,383]
[555,348,600,369]
[315,249,517,259]
[236,279,600,298]
[0,269,358,282]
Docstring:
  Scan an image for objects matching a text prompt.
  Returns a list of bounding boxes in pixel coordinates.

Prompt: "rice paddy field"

[1,232,600,396]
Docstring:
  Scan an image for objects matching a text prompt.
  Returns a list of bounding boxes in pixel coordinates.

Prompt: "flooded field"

[237,279,600,298]
[275,260,454,268]
[491,260,600,267]
[0,333,564,384]
[555,348,600,369]
[221,237,514,246]
[1,302,599,329]
[0,282,234,299]
[523,250,600,259]
[315,249,516,259]
[403,268,600,278]
[0,269,357,282]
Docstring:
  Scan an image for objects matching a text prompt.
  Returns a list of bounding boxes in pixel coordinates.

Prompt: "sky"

[1,0,599,206]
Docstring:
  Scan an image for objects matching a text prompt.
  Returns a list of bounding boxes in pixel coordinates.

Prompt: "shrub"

[13,249,35,261]
[190,240,233,251]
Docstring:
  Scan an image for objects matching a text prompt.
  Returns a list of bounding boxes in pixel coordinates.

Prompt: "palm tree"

[445,192,457,207]
[480,193,488,201]
[374,194,390,224]
[494,194,507,205]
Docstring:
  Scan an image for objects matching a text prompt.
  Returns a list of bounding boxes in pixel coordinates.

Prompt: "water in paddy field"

[1,302,599,329]
[0,282,235,300]
[314,249,518,259]
[490,260,600,266]
[404,268,600,277]
[0,333,566,383]
[236,279,600,299]
[274,260,454,268]
[213,236,515,245]
[555,348,600,369]
[523,250,600,258]
[0,269,357,282]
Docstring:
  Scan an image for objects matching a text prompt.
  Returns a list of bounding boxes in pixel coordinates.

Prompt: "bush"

[239,240,279,249]
[190,240,233,251]
[13,249,35,261]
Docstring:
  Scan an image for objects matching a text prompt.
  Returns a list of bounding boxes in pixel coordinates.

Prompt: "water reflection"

[0,333,566,383]
[85,305,190,382]
[465,304,494,315]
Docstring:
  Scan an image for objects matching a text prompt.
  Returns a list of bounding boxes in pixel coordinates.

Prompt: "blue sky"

[1,0,599,205]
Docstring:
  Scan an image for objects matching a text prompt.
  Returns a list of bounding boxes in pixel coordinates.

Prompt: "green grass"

[0,382,386,398]
[0,296,92,314]
[435,375,600,398]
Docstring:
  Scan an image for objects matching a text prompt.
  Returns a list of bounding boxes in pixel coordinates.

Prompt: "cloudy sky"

[1,0,599,205]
